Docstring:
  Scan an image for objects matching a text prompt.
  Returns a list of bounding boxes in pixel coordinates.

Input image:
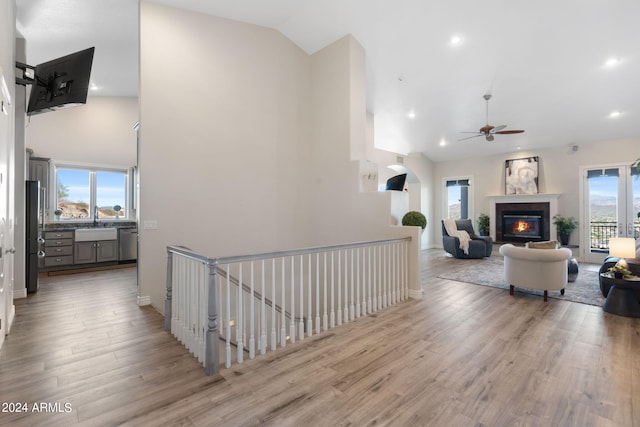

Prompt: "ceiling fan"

[459,94,524,142]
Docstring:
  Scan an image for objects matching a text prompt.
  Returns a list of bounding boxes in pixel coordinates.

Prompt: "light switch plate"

[143,220,158,230]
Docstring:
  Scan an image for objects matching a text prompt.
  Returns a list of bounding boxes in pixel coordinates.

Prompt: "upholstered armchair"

[499,243,572,301]
[442,219,492,259]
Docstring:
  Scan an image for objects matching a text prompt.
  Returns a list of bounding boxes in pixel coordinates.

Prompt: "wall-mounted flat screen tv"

[27,47,95,115]
[385,173,407,191]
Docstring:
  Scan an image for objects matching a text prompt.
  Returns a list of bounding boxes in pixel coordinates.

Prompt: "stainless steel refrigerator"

[26,180,43,293]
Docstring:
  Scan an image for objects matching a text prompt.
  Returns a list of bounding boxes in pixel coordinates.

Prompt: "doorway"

[582,163,639,263]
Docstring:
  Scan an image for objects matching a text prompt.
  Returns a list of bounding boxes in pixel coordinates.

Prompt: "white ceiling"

[15,0,640,162]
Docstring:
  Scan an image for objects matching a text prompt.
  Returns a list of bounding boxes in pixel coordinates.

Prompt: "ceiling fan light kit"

[459,94,525,142]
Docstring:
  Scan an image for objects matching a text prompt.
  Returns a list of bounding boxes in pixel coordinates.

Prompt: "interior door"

[0,73,10,348]
[583,164,639,263]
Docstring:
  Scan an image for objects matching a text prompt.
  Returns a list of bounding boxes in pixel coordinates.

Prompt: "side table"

[599,273,640,318]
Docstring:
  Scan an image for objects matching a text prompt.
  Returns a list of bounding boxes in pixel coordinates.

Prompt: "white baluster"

[343,250,348,323]
[290,257,296,344]
[337,250,342,326]
[260,260,266,355]
[330,251,335,329]
[271,259,277,351]
[362,246,367,315]
[373,245,378,312]
[315,253,320,335]
[391,244,397,305]
[350,249,355,320]
[308,254,313,337]
[281,258,286,347]
[237,263,244,364]
[249,262,255,359]
[225,268,231,368]
[356,248,361,318]
[323,252,328,331]
[299,255,305,340]
[384,245,389,308]
[367,246,372,313]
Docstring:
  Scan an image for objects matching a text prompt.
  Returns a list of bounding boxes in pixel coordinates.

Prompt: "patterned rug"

[436,258,606,306]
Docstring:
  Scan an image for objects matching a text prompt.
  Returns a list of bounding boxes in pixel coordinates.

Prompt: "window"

[54,164,130,221]
[445,178,471,220]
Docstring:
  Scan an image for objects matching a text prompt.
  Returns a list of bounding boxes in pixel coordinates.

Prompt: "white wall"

[25,96,137,166]
[432,137,640,252]
[140,3,313,311]
[139,3,420,312]
[0,0,16,348]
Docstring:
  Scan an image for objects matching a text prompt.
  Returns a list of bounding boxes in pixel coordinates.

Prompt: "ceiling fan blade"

[494,130,525,135]
[491,125,507,133]
[457,134,483,141]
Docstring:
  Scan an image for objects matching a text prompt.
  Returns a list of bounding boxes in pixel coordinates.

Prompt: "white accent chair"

[499,243,572,301]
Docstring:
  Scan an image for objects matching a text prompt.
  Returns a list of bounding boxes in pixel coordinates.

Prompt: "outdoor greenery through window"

[55,166,128,221]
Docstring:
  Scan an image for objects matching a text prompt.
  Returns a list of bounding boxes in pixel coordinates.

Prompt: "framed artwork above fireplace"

[505,156,539,195]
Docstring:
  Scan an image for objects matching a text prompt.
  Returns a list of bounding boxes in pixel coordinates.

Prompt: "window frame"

[50,161,134,223]
[442,175,474,221]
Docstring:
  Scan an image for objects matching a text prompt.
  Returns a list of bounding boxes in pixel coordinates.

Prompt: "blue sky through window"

[57,169,126,208]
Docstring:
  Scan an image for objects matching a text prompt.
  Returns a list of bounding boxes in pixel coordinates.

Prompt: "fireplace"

[496,202,551,243]
[502,212,543,241]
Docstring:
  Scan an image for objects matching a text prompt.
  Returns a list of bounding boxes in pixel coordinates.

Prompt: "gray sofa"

[442,219,493,259]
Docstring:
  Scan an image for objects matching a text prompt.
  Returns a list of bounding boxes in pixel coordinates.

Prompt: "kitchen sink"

[74,228,118,242]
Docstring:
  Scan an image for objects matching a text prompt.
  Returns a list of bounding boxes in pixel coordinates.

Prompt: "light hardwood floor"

[1,251,639,426]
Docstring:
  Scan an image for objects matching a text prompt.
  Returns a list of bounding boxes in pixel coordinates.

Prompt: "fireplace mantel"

[488,194,561,242]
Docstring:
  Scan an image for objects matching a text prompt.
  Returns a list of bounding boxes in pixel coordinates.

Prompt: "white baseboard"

[13,288,27,299]
[7,305,15,333]
[137,295,151,306]
[408,289,424,299]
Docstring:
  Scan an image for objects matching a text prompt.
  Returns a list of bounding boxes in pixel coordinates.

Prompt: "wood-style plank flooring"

[1,252,639,426]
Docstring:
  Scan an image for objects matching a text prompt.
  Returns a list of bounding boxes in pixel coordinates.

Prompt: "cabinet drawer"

[44,255,74,267]
[44,231,73,239]
[45,238,73,247]
[45,246,73,256]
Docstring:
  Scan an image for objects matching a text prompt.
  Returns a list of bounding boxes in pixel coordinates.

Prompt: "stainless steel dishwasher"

[118,228,137,261]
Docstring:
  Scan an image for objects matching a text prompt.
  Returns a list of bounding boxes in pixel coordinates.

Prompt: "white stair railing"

[165,238,411,376]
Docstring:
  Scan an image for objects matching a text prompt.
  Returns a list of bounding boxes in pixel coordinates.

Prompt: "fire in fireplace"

[503,213,543,241]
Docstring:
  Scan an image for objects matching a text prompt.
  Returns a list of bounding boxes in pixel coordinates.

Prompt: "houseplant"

[402,211,427,230]
[477,213,490,236]
[552,214,578,246]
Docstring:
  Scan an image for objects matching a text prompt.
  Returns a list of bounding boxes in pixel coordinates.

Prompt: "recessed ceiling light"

[450,35,463,45]
[439,139,446,146]
[609,110,622,118]
[604,57,621,68]
[407,110,416,119]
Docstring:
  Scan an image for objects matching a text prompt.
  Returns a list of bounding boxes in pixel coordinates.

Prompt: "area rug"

[436,258,606,306]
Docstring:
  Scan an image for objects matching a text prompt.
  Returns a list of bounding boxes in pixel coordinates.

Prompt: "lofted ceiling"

[15,0,640,162]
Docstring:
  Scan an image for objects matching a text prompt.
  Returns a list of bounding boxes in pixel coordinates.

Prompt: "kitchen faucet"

[94,205,99,227]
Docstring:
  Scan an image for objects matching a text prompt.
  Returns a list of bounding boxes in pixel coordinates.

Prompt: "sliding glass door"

[584,164,639,263]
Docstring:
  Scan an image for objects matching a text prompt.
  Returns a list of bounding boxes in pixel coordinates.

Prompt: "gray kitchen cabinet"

[97,240,118,262]
[74,240,118,264]
[43,231,74,268]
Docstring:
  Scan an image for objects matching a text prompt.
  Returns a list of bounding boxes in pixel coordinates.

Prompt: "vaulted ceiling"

[15,0,640,162]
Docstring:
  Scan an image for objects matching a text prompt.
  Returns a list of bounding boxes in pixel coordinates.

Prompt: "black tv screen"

[385,173,407,191]
[27,47,95,115]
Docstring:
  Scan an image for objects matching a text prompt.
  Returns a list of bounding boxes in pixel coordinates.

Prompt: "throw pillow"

[526,240,560,250]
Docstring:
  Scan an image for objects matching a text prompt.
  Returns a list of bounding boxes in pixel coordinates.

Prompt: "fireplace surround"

[489,194,560,243]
